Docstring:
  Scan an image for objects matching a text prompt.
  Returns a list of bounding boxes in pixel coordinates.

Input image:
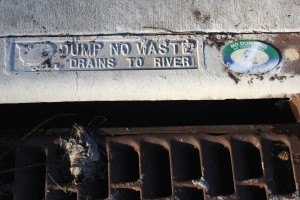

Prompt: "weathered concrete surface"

[0,0,299,36]
[0,34,300,103]
[0,1,300,103]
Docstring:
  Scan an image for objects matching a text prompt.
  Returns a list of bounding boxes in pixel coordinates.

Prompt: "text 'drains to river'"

[5,35,199,72]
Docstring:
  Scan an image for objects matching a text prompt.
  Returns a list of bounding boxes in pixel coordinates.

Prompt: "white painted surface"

[0,34,300,103]
[0,0,299,36]
[0,0,300,103]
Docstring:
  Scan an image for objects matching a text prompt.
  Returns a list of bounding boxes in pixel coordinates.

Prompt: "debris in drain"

[242,179,259,184]
[270,141,290,161]
[192,177,209,191]
[58,124,101,184]
[277,151,290,161]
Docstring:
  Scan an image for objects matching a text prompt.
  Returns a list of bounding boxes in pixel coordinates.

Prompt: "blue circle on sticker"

[221,40,281,74]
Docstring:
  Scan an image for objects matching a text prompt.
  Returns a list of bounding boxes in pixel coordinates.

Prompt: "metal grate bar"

[0,125,299,200]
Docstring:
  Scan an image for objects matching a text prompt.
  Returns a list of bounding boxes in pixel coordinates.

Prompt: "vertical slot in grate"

[140,141,172,199]
[262,140,296,195]
[201,140,235,196]
[14,143,46,200]
[232,140,263,180]
[110,142,139,183]
[171,140,201,181]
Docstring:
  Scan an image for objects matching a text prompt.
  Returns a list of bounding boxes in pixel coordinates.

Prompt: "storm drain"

[0,125,300,200]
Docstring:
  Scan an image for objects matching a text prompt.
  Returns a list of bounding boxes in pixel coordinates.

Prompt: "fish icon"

[16,42,56,66]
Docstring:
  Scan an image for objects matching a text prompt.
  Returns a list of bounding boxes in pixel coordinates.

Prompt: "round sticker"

[221,40,281,74]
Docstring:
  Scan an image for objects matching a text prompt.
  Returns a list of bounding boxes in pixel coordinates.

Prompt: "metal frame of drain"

[0,125,299,200]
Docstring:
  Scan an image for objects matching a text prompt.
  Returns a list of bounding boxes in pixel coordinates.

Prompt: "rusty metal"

[0,125,300,199]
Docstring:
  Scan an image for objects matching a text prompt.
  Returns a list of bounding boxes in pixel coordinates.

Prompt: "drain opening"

[262,140,296,195]
[175,187,204,200]
[0,148,15,184]
[111,189,140,200]
[109,142,139,183]
[237,186,267,200]
[0,191,13,200]
[0,124,299,199]
[47,144,73,184]
[78,178,109,199]
[96,180,109,198]
[201,140,234,196]
[232,140,263,180]
[47,189,77,200]
[14,145,46,200]
[0,147,14,200]
[141,141,172,198]
[171,140,201,181]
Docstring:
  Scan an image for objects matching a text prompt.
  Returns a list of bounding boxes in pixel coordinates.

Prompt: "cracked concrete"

[75,72,79,102]
[202,41,208,70]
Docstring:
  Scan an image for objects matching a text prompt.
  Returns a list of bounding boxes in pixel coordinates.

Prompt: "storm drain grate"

[0,125,300,199]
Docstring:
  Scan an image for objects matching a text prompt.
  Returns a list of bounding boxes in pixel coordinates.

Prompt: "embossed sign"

[4,36,199,72]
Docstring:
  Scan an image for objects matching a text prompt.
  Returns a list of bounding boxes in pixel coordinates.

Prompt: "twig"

[47,173,67,193]
[0,190,11,198]
[0,162,45,175]
[0,114,77,161]
[87,115,107,128]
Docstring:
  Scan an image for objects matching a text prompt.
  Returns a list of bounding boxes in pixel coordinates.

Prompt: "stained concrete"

[0,1,299,103]
[0,0,299,36]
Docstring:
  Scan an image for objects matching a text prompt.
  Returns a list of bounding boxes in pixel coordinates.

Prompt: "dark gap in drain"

[111,189,140,200]
[0,148,15,184]
[47,189,77,200]
[109,142,139,183]
[232,139,263,180]
[77,178,109,199]
[0,136,16,200]
[174,187,204,200]
[96,179,109,198]
[237,186,267,200]
[171,140,201,181]
[201,140,234,196]
[0,192,13,200]
[14,145,46,200]
[0,99,295,129]
[141,141,172,198]
[47,143,72,185]
[94,136,109,199]
[262,139,296,195]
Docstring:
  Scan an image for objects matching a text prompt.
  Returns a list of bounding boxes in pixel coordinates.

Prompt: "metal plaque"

[4,35,199,73]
